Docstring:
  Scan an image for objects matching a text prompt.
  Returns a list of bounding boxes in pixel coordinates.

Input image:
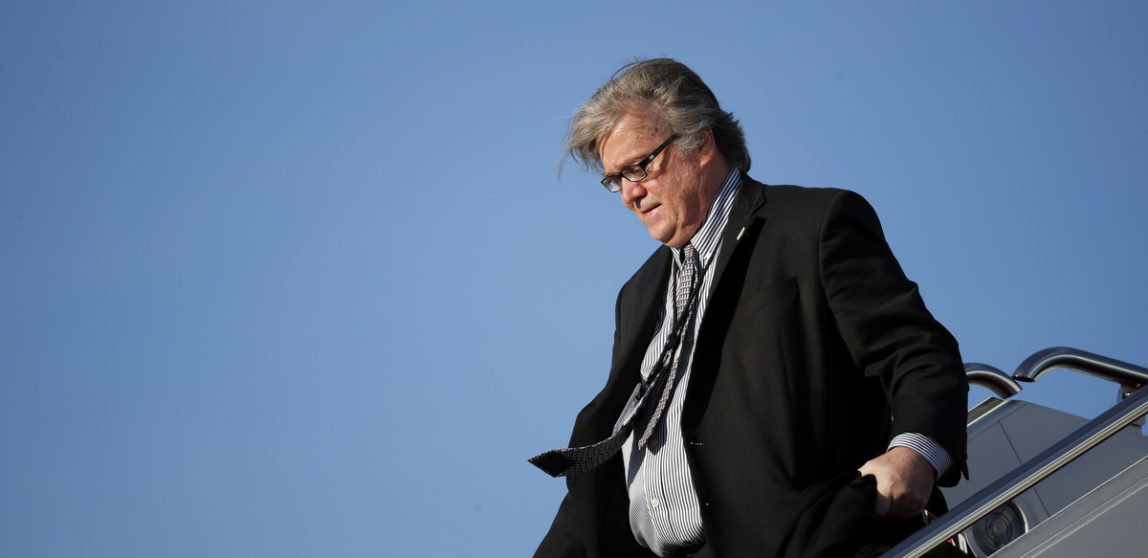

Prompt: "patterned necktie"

[528,243,700,477]
[636,242,697,449]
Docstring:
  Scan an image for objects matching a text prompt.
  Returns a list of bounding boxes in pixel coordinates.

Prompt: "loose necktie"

[636,242,697,450]
[529,243,700,477]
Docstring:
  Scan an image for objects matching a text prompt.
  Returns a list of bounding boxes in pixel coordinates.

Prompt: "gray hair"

[565,58,750,173]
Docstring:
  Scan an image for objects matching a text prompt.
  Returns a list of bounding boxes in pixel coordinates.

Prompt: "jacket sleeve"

[535,493,585,558]
[818,190,968,485]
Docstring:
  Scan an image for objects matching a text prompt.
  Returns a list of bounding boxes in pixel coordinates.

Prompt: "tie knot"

[681,243,698,267]
[674,243,698,320]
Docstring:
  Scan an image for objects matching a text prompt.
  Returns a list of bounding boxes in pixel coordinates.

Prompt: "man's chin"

[646,227,669,245]
[654,233,688,248]
[644,221,685,246]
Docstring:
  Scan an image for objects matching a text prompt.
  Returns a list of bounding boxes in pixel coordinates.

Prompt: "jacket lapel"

[575,249,669,442]
[614,248,671,378]
[710,176,767,289]
[681,178,768,433]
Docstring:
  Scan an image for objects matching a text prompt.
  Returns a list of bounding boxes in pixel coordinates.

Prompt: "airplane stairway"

[883,347,1148,558]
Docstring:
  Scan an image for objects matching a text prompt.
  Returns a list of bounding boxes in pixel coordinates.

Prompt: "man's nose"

[620,179,646,206]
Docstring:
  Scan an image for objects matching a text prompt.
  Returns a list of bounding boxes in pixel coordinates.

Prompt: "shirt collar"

[671,169,742,268]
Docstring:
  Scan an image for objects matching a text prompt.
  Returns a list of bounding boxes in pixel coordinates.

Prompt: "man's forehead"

[598,114,663,170]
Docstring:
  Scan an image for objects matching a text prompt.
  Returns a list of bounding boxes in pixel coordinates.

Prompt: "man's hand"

[858,446,936,519]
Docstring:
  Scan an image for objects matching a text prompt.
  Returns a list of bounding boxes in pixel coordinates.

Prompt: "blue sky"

[2,2,1146,556]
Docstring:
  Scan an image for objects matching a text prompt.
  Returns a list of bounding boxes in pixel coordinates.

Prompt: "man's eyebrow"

[604,150,645,175]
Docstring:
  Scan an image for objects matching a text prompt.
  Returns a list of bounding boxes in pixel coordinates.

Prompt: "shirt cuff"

[888,433,951,479]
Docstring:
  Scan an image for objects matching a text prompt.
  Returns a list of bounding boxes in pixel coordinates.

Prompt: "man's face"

[599,112,713,248]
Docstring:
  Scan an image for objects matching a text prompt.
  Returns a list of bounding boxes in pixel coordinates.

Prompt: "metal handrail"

[965,363,1023,398]
[884,360,1148,558]
[1013,346,1148,388]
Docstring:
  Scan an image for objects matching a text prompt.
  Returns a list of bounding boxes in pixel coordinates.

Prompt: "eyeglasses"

[600,133,679,192]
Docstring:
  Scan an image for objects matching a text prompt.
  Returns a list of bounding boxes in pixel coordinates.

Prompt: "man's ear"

[697,127,718,166]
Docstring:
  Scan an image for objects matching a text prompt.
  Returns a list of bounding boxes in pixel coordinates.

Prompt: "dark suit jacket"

[537,178,968,558]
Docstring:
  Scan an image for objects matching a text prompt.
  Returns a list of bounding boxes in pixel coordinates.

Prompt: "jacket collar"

[711,173,767,289]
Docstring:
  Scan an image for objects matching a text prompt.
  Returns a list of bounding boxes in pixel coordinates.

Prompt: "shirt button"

[651,498,660,508]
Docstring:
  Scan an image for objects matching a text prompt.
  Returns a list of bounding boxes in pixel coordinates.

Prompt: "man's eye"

[621,165,645,180]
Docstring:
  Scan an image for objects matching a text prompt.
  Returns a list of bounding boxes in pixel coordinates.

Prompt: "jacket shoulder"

[751,180,865,210]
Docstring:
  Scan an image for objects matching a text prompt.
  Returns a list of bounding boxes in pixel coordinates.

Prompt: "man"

[530,58,967,558]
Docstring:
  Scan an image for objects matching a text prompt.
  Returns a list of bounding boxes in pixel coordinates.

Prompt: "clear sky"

[3,2,1146,557]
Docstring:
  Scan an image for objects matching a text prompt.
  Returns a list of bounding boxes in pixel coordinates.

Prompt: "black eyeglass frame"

[599,133,679,192]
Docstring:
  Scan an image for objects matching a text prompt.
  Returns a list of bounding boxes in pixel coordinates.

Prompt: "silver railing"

[964,363,1023,398]
[884,347,1148,558]
[1014,346,1148,390]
